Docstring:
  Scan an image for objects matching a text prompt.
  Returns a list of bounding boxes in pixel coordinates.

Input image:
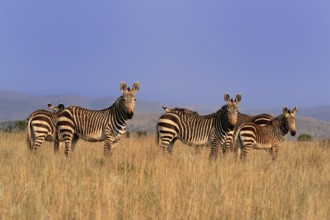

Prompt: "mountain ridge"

[1,90,330,140]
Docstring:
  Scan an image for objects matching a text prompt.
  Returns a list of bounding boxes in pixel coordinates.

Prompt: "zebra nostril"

[291,131,296,136]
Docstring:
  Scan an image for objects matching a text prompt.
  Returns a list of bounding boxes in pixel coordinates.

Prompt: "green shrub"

[136,130,147,138]
[297,133,313,142]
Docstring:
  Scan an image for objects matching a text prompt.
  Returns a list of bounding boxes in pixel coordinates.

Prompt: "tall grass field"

[0,131,329,219]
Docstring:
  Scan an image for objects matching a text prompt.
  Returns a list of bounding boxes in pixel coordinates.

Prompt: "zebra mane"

[92,95,128,112]
[216,104,227,114]
[94,95,124,111]
[168,107,199,115]
[273,114,289,134]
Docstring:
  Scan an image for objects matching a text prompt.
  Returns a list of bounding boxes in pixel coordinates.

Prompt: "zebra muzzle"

[127,112,134,119]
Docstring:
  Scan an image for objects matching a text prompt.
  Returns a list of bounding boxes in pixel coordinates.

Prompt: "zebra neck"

[273,115,288,135]
[107,96,130,122]
[217,106,234,131]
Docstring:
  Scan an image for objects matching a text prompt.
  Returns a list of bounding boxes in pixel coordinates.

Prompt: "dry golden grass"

[0,131,330,220]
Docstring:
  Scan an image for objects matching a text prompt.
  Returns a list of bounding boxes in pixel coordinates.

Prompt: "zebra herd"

[26,81,298,161]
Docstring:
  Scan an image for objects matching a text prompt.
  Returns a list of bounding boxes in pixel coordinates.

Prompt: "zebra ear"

[132,81,140,92]
[282,107,289,114]
[224,93,230,102]
[162,105,170,112]
[120,82,128,92]
[48,103,57,112]
[293,106,299,113]
[235,94,242,103]
[58,104,65,111]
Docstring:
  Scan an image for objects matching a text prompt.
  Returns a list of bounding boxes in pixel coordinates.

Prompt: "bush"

[14,120,27,130]
[5,120,27,132]
[136,130,147,138]
[297,133,313,142]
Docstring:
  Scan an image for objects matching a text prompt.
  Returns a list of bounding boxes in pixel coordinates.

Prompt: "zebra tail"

[26,117,33,151]
[155,123,159,147]
[232,127,241,151]
[53,122,60,153]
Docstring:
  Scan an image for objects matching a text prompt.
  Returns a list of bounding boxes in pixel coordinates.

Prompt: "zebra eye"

[134,98,136,101]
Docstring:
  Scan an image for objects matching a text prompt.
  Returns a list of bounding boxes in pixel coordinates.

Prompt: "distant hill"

[0,90,164,121]
[1,90,330,140]
[288,116,330,140]
[126,113,330,140]
[299,105,330,122]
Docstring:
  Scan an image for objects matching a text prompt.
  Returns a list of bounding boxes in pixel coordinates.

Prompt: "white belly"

[79,131,105,142]
[252,143,272,150]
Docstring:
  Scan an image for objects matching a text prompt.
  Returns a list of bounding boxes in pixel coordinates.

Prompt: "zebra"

[55,81,140,158]
[156,93,242,159]
[27,103,65,151]
[234,106,298,161]
[223,112,273,153]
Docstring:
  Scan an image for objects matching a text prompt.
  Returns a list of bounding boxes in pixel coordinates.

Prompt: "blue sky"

[0,1,329,109]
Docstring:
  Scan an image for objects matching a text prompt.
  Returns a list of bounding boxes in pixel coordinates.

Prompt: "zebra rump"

[27,103,65,151]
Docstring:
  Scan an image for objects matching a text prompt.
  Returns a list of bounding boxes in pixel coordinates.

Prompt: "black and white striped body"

[27,104,65,151]
[224,113,273,153]
[55,81,140,157]
[157,94,241,159]
[235,106,298,160]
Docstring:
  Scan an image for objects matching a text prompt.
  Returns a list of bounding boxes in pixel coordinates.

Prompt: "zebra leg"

[71,135,79,151]
[158,135,176,154]
[62,134,74,158]
[209,140,222,161]
[223,131,234,154]
[54,139,60,153]
[240,142,251,160]
[270,145,280,161]
[166,139,177,153]
[238,133,253,161]
[239,137,252,161]
[209,138,225,161]
[234,133,246,161]
[209,145,219,160]
[235,146,242,162]
[104,137,117,157]
[54,139,65,153]
[194,146,202,154]
[32,135,46,152]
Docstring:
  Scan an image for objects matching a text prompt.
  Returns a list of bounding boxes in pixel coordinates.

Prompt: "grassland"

[0,131,329,220]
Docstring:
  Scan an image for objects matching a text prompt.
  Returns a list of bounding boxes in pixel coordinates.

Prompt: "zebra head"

[282,106,298,136]
[224,93,241,127]
[47,103,65,113]
[119,81,140,119]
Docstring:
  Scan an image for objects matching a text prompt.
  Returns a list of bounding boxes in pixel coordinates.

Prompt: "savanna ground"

[0,131,329,220]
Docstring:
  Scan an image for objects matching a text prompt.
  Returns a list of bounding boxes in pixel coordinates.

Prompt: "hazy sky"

[0,1,329,109]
